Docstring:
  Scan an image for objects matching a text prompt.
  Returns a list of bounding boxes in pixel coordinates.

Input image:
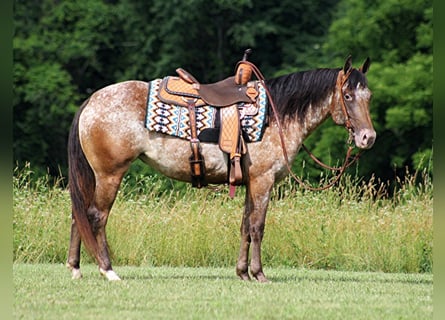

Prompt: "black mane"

[265,68,340,123]
[265,68,369,124]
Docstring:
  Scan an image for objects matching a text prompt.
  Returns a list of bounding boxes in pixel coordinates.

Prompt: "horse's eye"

[344,93,353,101]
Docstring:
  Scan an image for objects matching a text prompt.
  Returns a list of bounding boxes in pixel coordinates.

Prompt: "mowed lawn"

[14,263,432,320]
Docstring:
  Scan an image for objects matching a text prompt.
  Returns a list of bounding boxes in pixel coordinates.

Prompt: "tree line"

[13,0,432,186]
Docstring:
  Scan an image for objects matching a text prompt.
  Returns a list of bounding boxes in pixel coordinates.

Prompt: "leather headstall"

[330,69,354,139]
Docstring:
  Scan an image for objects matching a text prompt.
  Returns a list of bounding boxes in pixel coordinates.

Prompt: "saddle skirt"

[145,78,268,143]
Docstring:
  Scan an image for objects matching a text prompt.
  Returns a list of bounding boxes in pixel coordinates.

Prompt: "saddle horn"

[235,48,253,85]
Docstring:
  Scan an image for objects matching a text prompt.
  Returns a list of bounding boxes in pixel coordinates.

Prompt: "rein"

[242,61,362,191]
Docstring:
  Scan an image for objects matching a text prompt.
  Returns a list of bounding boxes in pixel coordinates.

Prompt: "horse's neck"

[276,93,333,160]
[300,95,333,135]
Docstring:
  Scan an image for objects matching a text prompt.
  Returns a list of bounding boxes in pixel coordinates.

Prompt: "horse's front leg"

[236,208,252,281]
[248,198,269,282]
[236,178,272,282]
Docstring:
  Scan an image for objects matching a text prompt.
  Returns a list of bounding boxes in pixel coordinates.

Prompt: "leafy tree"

[14,0,122,175]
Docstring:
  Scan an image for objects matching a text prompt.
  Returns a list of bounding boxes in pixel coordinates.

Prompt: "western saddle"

[157,49,259,194]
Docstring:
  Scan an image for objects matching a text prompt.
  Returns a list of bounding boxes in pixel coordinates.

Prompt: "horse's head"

[331,56,376,149]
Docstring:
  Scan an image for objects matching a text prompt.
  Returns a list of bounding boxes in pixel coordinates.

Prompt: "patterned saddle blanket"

[145,78,268,143]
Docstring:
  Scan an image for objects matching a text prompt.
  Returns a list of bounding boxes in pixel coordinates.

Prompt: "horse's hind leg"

[67,173,124,281]
[88,173,126,281]
[66,219,82,279]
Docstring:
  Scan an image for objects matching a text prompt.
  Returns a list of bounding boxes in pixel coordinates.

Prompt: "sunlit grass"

[13,264,433,320]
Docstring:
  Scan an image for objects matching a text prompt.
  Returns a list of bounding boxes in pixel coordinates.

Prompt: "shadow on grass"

[59,264,433,286]
[269,270,433,285]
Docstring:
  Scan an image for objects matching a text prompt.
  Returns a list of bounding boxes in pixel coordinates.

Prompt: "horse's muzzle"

[354,128,376,149]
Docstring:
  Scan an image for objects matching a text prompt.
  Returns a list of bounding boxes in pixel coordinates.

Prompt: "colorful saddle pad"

[145,78,268,142]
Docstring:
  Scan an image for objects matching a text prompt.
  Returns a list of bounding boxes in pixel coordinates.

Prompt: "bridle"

[244,61,363,191]
[331,69,354,138]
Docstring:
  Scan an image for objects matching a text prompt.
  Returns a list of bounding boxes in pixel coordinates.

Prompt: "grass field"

[13,263,432,320]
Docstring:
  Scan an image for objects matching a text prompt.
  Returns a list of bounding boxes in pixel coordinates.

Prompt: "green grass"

[13,165,433,273]
[13,263,432,320]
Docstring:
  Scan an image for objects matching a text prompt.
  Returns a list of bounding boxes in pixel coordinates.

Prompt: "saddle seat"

[158,68,258,108]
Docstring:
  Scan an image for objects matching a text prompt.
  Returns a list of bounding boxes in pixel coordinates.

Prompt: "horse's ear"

[343,55,352,74]
[359,57,371,74]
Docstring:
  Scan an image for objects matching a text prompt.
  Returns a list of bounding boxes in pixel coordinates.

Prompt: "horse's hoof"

[66,263,82,279]
[237,272,251,281]
[100,268,121,281]
[71,268,82,279]
[254,272,270,283]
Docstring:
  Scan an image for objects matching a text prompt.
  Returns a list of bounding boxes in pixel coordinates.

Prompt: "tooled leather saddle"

[156,49,258,195]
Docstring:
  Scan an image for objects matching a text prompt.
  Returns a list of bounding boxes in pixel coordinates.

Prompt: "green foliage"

[13,0,120,175]
[366,54,432,176]
[324,0,432,62]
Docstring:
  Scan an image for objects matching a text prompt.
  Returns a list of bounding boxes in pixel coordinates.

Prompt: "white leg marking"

[66,263,83,280]
[71,268,83,280]
[100,268,122,281]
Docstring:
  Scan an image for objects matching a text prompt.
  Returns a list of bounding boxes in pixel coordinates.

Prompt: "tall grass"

[13,164,432,273]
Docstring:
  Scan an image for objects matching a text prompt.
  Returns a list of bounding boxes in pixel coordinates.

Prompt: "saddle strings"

[241,61,362,191]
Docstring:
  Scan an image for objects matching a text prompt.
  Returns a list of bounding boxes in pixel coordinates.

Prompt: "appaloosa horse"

[67,56,375,282]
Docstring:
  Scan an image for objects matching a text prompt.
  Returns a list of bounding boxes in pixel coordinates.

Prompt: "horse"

[66,56,376,282]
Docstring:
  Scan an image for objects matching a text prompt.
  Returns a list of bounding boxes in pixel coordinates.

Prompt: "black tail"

[67,99,99,260]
